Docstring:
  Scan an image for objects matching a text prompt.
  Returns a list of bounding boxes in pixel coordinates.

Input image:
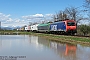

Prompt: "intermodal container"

[31,24,39,31]
[38,23,50,32]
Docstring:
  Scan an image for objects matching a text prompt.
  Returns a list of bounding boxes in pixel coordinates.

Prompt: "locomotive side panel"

[50,22,66,32]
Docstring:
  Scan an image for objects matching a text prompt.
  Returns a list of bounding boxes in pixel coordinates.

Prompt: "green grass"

[32,33,90,46]
[31,33,90,41]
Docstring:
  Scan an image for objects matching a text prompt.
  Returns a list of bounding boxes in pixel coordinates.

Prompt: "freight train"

[25,19,77,35]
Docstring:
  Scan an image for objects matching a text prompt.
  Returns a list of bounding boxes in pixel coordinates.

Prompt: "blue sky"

[0,0,84,27]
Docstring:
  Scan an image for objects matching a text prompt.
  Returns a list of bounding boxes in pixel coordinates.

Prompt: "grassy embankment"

[0,30,90,45]
[31,33,90,46]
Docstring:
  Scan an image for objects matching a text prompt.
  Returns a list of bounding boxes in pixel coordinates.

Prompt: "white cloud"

[6,18,13,22]
[0,13,25,27]
[22,14,44,20]
[0,13,11,21]
[22,13,53,19]
[0,13,53,27]
[6,14,11,17]
[22,13,53,21]
[45,14,53,17]
[33,14,44,18]
[14,19,20,23]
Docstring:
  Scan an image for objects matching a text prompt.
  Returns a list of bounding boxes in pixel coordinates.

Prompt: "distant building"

[0,21,1,30]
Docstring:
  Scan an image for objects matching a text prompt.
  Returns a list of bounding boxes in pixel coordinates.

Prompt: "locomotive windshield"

[67,22,75,26]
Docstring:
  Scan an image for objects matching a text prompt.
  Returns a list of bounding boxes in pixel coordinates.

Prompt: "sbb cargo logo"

[51,25,57,31]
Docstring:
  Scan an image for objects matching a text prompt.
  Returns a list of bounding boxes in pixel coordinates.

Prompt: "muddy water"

[0,35,90,60]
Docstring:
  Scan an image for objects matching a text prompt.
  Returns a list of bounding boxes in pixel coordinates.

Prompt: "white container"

[25,26,30,31]
[25,27,28,30]
[31,24,39,31]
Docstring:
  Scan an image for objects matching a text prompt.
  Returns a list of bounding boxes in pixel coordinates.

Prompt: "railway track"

[47,32,90,38]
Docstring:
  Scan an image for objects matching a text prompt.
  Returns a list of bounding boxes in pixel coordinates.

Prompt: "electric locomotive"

[50,20,77,34]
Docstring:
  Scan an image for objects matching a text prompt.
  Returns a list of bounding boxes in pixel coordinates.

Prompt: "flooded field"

[0,35,90,60]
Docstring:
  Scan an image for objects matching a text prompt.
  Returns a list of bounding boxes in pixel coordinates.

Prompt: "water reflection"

[50,41,77,60]
[37,37,90,60]
[0,35,90,60]
[29,36,44,50]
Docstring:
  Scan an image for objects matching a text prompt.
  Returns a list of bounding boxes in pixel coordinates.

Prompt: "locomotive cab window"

[67,22,75,26]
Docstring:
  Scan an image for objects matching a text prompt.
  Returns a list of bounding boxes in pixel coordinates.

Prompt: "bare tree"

[53,6,87,24]
[58,11,68,20]
[64,6,89,25]
[53,15,56,20]
[54,11,68,22]
[84,0,90,22]
[64,6,84,23]
[29,22,33,26]
[65,7,76,20]
[84,0,90,8]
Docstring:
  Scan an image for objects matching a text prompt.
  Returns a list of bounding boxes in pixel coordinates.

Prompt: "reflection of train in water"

[25,19,77,35]
[29,36,77,60]
[50,41,77,57]
[28,36,90,60]
[65,44,76,56]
